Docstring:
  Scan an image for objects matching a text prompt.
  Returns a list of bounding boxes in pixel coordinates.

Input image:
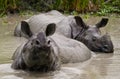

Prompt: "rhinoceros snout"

[102,44,114,53]
[101,34,114,53]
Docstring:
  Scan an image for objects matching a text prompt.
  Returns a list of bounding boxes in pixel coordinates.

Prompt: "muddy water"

[0,15,120,79]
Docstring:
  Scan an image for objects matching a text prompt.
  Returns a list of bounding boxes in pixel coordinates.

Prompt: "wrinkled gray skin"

[12,23,91,72]
[14,10,114,53]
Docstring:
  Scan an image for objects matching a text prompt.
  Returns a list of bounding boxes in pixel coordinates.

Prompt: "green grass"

[0,0,120,16]
[0,0,19,16]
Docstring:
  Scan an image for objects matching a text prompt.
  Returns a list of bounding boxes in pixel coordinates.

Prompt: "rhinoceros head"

[20,23,59,71]
[73,16,114,53]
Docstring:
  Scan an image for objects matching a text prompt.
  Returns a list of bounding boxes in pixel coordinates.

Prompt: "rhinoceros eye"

[35,40,40,45]
[22,46,26,53]
[47,40,51,44]
[31,42,33,45]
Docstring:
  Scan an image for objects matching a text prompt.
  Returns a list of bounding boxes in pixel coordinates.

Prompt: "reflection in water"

[0,63,84,79]
[0,15,120,79]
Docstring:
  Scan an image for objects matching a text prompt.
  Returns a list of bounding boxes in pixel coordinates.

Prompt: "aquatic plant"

[97,0,120,16]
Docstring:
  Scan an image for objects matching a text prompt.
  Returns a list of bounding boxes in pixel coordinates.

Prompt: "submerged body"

[50,34,91,63]
[12,24,91,72]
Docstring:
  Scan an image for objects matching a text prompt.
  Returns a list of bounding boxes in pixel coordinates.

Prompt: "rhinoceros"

[12,23,91,72]
[14,10,114,53]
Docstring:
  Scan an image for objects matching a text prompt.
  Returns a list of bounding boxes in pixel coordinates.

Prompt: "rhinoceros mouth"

[101,47,114,53]
[90,46,114,53]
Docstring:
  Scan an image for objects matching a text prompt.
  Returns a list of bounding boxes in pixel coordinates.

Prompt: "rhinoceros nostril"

[103,45,108,49]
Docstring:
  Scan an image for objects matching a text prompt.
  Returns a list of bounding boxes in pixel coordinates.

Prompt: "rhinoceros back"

[28,12,65,34]
[50,34,91,63]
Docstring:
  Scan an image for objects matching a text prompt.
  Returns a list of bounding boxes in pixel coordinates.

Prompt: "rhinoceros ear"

[45,23,56,36]
[21,21,33,38]
[74,16,88,29]
[96,18,108,28]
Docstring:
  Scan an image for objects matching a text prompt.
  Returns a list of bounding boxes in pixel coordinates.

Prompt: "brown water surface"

[0,14,120,79]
